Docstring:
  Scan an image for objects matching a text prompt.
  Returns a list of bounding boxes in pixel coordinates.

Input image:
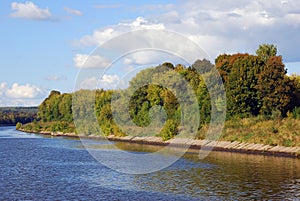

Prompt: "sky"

[1,0,300,106]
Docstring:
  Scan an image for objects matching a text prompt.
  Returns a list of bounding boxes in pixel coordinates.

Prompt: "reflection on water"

[0,127,299,200]
[83,139,300,199]
[158,151,300,199]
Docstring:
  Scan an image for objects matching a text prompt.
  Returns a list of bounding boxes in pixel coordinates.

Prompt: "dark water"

[0,127,299,200]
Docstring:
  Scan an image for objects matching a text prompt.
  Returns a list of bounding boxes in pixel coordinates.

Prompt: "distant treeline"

[20,44,300,142]
[0,107,38,125]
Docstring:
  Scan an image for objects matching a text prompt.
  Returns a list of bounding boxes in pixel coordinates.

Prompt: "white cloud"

[171,0,300,60]
[45,75,67,81]
[122,52,157,66]
[100,74,120,85]
[73,54,110,68]
[10,1,51,20]
[284,13,300,26]
[79,75,121,90]
[0,83,7,96]
[79,77,98,90]
[64,7,82,16]
[123,17,165,30]
[0,82,45,106]
[76,0,300,62]
[122,51,184,66]
[78,28,116,47]
[5,83,43,99]
[77,17,164,47]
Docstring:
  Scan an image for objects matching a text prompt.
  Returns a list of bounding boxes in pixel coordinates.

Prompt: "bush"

[16,122,22,130]
[24,124,33,131]
[160,119,179,141]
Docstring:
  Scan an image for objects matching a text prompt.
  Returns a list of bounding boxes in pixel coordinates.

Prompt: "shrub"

[24,123,33,131]
[16,122,22,130]
[160,119,179,141]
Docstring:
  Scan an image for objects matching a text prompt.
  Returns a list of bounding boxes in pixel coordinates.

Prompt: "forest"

[0,107,37,125]
[18,44,300,146]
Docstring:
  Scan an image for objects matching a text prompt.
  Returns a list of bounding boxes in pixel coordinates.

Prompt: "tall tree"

[216,45,293,117]
[215,54,262,117]
[256,56,293,115]
[256,44,277,63]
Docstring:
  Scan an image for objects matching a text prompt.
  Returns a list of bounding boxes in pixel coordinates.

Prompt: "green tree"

[192,59,213,74]
[256,56,293,115]
[38,90,61,121]
[215,45,293,117]
[215,54,260,117]
[256,44,277,63]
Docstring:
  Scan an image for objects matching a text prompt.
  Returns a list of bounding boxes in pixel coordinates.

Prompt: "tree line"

[27,44,300,140]
[0,107,37,125]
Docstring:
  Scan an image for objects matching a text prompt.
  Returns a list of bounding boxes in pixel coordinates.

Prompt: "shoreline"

[18,128,300,159]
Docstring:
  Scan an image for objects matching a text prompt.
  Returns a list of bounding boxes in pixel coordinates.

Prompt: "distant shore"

[17,128,300,159]
[0,124,16,127]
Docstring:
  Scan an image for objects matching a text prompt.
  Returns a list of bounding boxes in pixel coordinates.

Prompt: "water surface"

[0,127,299,200]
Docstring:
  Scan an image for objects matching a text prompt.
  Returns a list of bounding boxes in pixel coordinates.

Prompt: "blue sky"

[0,0,300,106]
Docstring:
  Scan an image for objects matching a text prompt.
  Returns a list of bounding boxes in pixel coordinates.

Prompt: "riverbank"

[18,128,300,158]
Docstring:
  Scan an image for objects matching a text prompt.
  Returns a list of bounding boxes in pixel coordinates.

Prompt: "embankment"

[18,128,300,158]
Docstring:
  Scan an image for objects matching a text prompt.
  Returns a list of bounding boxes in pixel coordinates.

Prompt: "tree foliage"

[256,44,277,63]
[0,107,37,125]
[215,47,295,118]
[22,44,300,141]
[38,90,73,122]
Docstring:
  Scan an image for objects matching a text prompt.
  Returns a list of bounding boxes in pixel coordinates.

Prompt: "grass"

[19,116,300,147]
[196,116,300,147]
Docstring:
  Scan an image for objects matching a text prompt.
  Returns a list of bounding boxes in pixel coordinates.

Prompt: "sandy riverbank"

[18,128,300,158]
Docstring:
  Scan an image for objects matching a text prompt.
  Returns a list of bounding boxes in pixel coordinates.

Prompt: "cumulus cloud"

[5,83,43,99]
[100,75,120,84]
[122,52,158,66]
[0,82,45,106]
[78,28,115,47]
[10,1,52,20]
[64,7,82,16]
[172,0,300,61]
[75,0,300,62]
[77,17,164,47]
[79,75,121,90]
[73,54,110,68]
[122,51,187,67]
[126,17,165,30]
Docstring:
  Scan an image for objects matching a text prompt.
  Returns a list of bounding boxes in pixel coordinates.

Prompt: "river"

[0,126,299,200]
